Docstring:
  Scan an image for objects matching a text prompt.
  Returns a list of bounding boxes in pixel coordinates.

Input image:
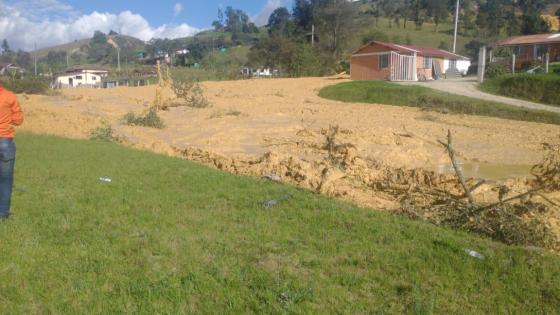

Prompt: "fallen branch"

[439,130,473,204]
[480,186,545,211]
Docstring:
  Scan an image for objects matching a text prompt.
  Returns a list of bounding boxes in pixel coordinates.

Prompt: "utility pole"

[117,48,121,72]
[311,24,315,45]
[452,0,460,53]
[34,42,37,76]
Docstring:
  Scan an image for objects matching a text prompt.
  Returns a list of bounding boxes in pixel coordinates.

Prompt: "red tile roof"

[497,33,560,46]
[353,41,470,60]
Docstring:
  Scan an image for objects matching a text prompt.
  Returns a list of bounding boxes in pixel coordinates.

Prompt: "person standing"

[0,84,24,221]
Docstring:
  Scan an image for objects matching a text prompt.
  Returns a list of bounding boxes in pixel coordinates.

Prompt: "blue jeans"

[0,139,15,218]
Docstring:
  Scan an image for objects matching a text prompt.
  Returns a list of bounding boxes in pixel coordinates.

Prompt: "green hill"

[0,132,559,313]
[33,34,145,60]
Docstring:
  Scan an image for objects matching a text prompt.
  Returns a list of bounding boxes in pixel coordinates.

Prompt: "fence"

[390,52,416,81]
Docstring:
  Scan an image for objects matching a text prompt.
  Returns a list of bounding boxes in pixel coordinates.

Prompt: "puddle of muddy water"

[436,163,533,180]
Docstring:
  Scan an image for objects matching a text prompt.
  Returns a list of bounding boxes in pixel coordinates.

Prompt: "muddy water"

[436,163,533,180]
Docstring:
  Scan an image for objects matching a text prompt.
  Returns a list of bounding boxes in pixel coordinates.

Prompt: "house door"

[390,52,416,81]
[69,78,74,87]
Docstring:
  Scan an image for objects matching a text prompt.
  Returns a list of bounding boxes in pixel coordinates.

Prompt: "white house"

[55,66,109,88]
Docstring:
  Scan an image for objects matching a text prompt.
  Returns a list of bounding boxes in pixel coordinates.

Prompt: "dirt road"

[398,77,560,113]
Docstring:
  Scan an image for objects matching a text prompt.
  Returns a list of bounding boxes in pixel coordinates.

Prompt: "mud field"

[18,77,560,236]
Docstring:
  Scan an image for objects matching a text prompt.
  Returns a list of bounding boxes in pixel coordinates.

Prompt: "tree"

[382,0,404,28]
[1,39,10,55]
[292,0,313,34]
[521,11,550,34]
[212,20,224,32]
[518,0,549,34]
[87,31,113,63]
[313,0,356,56]
[268,7,293,36]
[426,0,448,32]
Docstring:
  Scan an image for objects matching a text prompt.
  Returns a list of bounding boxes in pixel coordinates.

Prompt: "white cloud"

[0,1,199,51]
[174,3,183,17]
[252,0,284,26]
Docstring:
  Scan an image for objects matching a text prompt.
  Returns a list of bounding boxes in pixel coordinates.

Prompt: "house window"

[423,57,433,69]
[76,75,83,80]
[92,76,97,81]
[378,54,389,69]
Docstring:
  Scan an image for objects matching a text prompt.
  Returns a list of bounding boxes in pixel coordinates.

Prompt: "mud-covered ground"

[18,77,560,236]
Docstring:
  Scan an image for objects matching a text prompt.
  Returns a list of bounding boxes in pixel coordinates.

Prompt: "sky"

[0,0,291,51]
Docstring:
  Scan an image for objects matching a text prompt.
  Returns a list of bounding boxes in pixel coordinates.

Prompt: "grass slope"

[355,17,474,56]
[481,73,560,106]
[319,81,560,125]
[1,133,559,314]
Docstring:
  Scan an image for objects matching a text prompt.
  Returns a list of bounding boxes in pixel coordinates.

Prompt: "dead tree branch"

[439,130,474,204]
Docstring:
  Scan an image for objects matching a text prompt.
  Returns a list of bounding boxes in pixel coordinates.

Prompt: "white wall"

[56,70,107,88]
[443,58,471,76]
[456,60,471,75]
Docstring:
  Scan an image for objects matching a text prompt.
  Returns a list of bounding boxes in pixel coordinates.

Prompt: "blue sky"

[63,0,290,29]
[0,0,291,51]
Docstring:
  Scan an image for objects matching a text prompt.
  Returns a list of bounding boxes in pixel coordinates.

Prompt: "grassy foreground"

[319,81,560,125]
[1,133,559,314]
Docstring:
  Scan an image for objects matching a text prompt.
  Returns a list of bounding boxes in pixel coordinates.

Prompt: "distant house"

[350,41,470,81]
[55,65,109,88]
[0,63,25,76]
[497,33,560,64]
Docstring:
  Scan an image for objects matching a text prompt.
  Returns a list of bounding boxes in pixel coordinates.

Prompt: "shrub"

[0,77,50,94]
[89,123,124,142]
[122,109,165,129]
[172,80,210,108]
[485,63,509,79]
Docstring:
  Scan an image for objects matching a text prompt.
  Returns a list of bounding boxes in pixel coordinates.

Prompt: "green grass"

[319,81,560,125]
[355,17,474,56]
[481,73,560,106]
[1,133,559,313]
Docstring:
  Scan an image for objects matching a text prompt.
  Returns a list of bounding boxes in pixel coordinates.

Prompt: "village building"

[496,33,560,67]
[350,41,470,81]
[0,63,25,76]
[55,65,109,88]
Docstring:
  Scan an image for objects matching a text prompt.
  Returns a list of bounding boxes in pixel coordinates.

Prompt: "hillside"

[33,34,145,59]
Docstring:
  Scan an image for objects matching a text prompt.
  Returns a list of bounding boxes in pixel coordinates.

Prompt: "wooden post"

[545,52,550,73]
[512,53,516,74]
[477,45,486,83]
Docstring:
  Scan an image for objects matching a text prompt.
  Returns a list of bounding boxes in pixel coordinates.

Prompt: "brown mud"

[17,77,560,248]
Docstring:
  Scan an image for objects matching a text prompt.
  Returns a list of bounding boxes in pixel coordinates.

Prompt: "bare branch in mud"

[480,186,546,211]
[439,130,474,204]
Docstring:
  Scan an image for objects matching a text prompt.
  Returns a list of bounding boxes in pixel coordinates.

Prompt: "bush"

[482,74,560,106]
[122,109,165,129]
[172,80,210,108]
[89,123,124,142]
[0,77,50,94]
[485,63,510,79]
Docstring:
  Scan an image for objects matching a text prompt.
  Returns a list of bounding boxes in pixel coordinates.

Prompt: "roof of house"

[64,65,109,73]
[497,33,560,46]
[353,41,470,60]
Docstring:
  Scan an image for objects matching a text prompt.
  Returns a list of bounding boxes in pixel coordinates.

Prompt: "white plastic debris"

[464,249,484,259]
[261,174,282,182]
[99,177,112,183]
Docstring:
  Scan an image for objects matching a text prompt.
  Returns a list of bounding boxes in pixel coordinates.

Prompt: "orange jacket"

[0,86,24,138]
